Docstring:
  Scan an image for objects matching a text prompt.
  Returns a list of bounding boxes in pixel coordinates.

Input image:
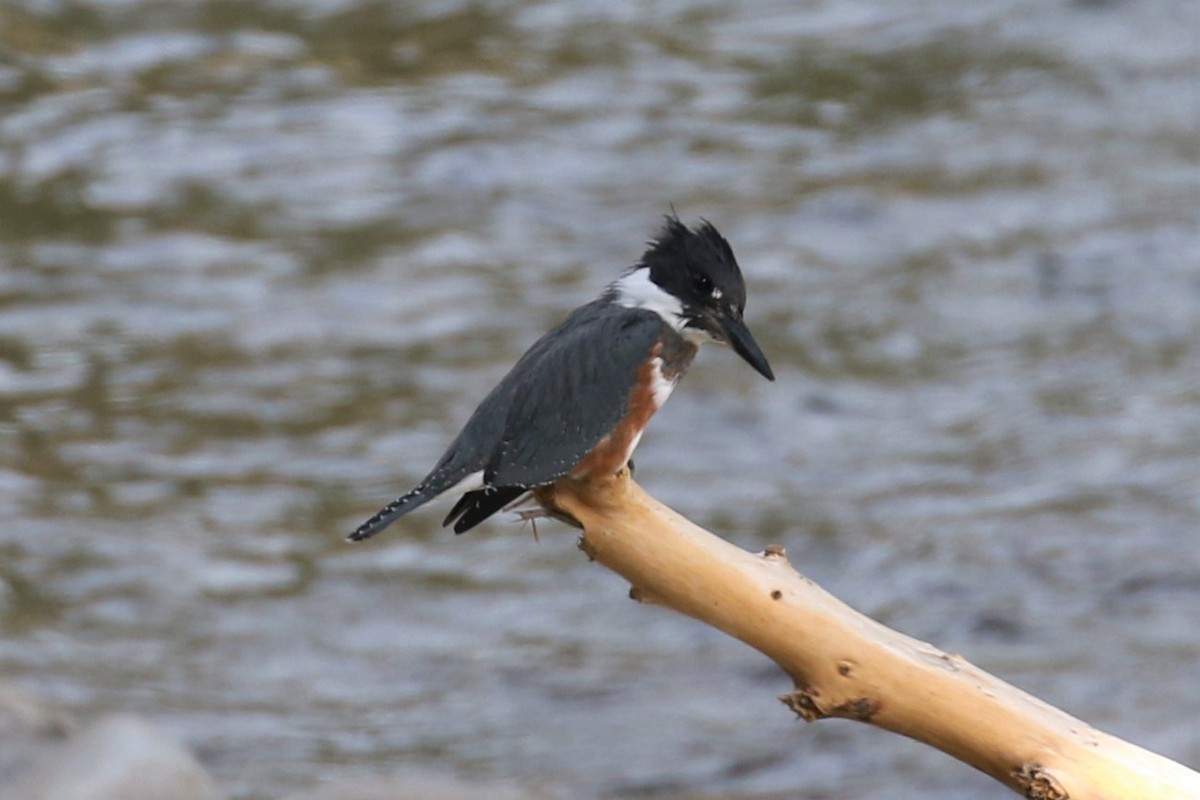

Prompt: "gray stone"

[8,713,225,800]
[283,771,550,800]
[0,681,72,785]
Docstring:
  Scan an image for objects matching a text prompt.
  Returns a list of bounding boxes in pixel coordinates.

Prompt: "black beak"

[716,312,775,381]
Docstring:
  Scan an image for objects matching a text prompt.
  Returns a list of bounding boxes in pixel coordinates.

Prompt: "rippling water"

[1,1,1198,798]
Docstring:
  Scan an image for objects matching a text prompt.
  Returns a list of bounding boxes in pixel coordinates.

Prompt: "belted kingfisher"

[348,215,774,541]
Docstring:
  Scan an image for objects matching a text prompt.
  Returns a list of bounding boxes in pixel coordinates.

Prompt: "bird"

[347,214,775,541]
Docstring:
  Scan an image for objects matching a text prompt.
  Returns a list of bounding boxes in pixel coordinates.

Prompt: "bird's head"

[615,215,775,381]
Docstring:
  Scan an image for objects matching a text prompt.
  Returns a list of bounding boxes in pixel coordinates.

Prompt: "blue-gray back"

[426,299,665,491]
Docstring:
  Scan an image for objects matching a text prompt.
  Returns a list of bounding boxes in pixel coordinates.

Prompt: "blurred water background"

[1,0,1198,798]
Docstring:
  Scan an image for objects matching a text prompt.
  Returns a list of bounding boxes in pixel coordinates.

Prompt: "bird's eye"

[693,274,713,295]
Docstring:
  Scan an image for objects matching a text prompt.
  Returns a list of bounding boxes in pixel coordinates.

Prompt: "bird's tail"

[346,487,435,542]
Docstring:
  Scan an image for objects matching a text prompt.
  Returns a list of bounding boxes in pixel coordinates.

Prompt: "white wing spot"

[443,469,486,497]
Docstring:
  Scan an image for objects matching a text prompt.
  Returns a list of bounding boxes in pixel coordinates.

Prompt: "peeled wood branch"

[535,470,1200,800]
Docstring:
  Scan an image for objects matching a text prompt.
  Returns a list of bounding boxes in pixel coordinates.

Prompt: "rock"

[8,713,225,800]
[0,681,72,784]
[283,771,551,800]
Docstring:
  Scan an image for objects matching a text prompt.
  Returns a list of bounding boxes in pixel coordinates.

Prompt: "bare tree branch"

[536,470,1200,800]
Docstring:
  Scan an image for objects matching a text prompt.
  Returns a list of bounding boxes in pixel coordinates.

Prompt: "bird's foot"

[514,508,546,543]
[504,492,551,542]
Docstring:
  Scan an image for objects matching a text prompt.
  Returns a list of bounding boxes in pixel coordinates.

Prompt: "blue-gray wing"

[486,304,665,488]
